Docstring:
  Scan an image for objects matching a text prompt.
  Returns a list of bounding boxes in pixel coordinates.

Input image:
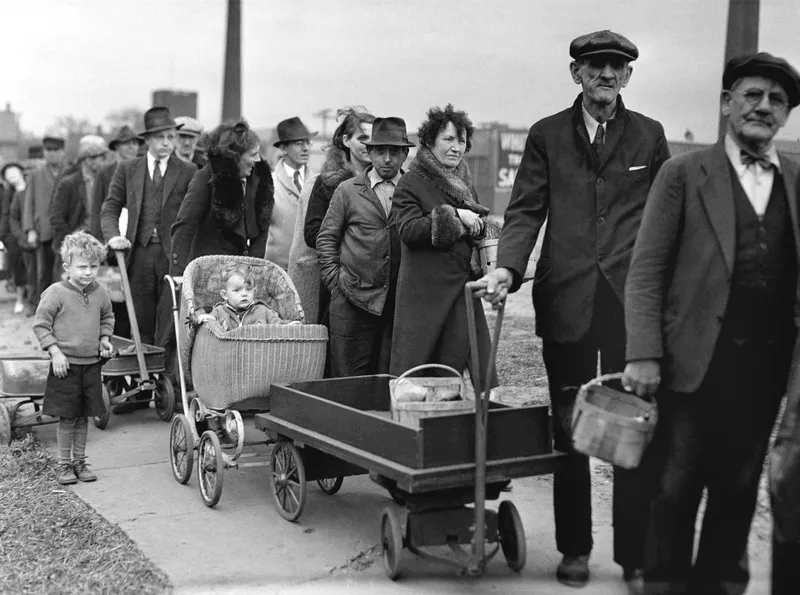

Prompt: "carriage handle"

[393,364,468,399]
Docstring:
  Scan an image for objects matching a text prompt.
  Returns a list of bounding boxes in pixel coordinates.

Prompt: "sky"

[3,0,800,143]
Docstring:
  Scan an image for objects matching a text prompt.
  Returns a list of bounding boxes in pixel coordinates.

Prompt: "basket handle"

[579,372,656,404]
[395,364,467,397]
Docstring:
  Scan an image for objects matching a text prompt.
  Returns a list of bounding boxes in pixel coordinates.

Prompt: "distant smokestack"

[222,0,242,121]
[719,0,759,138]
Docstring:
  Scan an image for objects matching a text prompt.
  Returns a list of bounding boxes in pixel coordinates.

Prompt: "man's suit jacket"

[625,141,800,393]
[100,153,196,261]
[50,167,103,250]
[495,94,670,343]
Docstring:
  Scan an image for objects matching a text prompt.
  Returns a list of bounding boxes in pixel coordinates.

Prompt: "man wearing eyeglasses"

[623,52,800,595]
[267,117,318,269]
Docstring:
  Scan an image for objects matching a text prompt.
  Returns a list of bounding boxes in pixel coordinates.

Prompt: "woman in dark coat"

[390,104,496,384]
[170,120,274,277]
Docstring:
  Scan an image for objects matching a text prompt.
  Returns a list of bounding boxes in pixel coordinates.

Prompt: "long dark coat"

[496,94,670,343]
[389,169,492,382]
[50,167,103,250]
[169,156,274,276]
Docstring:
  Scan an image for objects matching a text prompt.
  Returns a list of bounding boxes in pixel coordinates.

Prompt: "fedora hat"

[109,125,144,150]
[363,117,415,147]
[140,106,183,136]
[272,117,318,147]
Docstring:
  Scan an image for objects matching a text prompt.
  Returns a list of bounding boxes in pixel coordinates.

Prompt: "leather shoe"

[557,554,590,587]
[623,568,645,595]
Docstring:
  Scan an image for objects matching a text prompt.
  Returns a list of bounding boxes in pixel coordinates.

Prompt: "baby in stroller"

[197,265,302,331]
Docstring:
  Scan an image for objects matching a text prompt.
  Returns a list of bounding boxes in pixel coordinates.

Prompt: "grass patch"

[0,434,171,595]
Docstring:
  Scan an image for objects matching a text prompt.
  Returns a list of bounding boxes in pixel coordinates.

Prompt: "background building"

[151,90,198,118]
[0,104,22,163]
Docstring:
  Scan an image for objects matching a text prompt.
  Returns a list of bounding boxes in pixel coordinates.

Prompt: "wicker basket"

[571,373,658,470]
[390,364,473,429]
[178,255,328,409]
[478,238,537,281]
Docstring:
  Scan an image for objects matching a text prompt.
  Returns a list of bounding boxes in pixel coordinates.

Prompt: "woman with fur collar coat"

[389,105,496,380]
[170,120,274,277]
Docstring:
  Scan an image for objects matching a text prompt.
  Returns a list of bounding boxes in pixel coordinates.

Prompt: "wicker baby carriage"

[165,254,328,507]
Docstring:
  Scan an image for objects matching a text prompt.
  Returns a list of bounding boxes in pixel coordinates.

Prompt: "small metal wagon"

[256,283,565,579]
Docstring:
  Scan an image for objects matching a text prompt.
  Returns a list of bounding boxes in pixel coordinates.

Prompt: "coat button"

[597,178,605,185]
[597,254,605,261]
[598,216,605,224]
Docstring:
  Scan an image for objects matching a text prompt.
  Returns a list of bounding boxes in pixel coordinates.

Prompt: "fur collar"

[317,167,355,203]
[208,155,274,235]
[410,146,489,216]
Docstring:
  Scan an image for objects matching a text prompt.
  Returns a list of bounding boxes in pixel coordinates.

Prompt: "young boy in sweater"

[33,231,114,485]
[197,265,300,331]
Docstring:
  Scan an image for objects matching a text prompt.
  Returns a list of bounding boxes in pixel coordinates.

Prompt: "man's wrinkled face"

[44,145,65,167]
[176,132,200,160]
[722,76,790,149]
[570,55,632,108]
[368,145,407,180]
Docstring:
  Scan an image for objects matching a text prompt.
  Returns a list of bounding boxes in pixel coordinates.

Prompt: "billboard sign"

[496,130,528,190]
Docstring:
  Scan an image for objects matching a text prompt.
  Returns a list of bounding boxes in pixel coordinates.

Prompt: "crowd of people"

[2,26,800,595]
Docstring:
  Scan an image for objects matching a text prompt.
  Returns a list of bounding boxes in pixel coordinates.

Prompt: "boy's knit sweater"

[33,280,115,364]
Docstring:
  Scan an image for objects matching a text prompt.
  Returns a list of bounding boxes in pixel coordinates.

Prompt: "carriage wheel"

[498,500,526,571]
[224,410,245,458]
[0,404,12,446]
[197,430,225,507]
[154,375,176,422]
[317,477,344,495]
[381,507,404,580]
[169,414,194,485]
[93,382,114,430]
[270,440,306,522]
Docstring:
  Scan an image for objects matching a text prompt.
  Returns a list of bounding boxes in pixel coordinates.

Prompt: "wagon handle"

[463,280,505,574]
[115,250,150,382]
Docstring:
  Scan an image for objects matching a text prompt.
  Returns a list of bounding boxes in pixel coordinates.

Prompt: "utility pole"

[719,0,760,139]
[314,108,333,140]
[222,0,242,121]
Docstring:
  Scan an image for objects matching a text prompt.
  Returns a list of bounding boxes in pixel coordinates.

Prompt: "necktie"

[293,170,302,193]
[592,125,605,157]
[153,160,162,185]
[740,150,773,170]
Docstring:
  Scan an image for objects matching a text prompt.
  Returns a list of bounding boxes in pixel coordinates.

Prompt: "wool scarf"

[409,146,490,216]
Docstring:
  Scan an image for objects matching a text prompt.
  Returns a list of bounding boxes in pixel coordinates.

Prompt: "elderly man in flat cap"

[268,116,318,269]
[480,30,670,591]
[50,135,109,252]
[174,117,206,169]
[620,52,800,595]
[23,133,68,302]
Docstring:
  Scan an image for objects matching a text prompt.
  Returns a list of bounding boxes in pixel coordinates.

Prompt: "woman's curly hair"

[417,104,475,154]
[206,119,260,161]
[331,106,375,158]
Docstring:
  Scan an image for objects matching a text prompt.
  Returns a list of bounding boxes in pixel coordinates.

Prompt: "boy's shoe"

[57,463,78,485]
[73,461,97,482]
[557,554,590,587]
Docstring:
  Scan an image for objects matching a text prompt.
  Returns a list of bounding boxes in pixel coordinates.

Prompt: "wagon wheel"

[498,500,526,571]
[197,430,225,507]
[169,414,194,485]
[154,375,176,422]
[270,441,306,522]
[317,477,344,495]
[93,382,114,430]
[381,507,404,580]
[0,404,12,446]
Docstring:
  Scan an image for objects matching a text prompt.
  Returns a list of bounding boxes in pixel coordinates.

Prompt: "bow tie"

[740,150,774,170]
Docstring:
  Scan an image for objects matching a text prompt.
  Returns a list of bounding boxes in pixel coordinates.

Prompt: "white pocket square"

[629,165,647,171]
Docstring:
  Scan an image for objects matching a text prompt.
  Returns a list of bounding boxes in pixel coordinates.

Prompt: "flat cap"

[723,52,800,108]
[174,117,204,136]
[570,30,638,62]
[77,135,109,160]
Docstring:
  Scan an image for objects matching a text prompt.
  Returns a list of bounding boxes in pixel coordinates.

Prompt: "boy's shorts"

[42,360,106,418]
